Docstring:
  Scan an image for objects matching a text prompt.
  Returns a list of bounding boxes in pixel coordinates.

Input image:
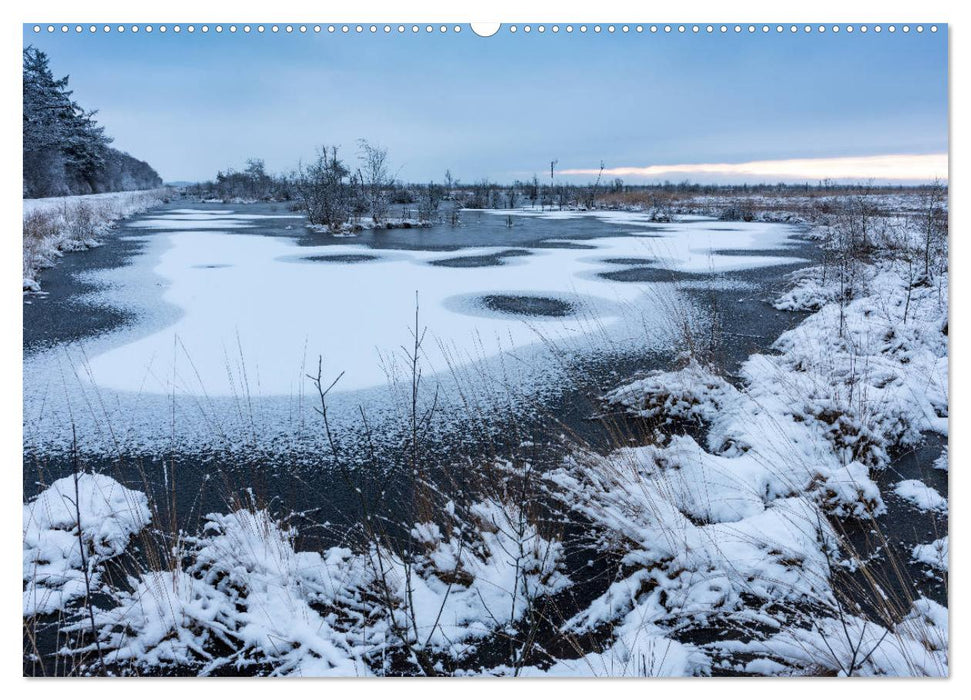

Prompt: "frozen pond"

[23,204,808,456]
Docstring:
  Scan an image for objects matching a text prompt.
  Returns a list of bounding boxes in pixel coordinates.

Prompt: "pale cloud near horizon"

[559,154,948,183]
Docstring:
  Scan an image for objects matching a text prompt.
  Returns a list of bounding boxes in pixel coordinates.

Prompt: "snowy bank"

[23,189,168,291]
[563,211,948,676]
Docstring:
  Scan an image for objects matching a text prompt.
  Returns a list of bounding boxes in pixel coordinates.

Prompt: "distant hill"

[97,148,163,193]
[23,46,163,198]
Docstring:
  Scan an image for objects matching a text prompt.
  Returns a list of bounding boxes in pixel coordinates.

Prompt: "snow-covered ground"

[24,207,805,455]
[23,191,166,217]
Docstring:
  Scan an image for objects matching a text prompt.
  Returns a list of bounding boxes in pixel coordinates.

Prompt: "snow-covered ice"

[77,229,800,396]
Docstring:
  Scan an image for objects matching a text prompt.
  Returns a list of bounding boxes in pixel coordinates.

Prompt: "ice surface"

[487,207,806,273]
[24,208,806,453]
[125,218,256,229]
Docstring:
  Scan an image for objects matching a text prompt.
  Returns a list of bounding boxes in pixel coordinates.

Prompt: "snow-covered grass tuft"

[718,597,947,676]
[47,469,568,676]
[912,537,948,573]
[76,508,370,676]
[23,473,151,617]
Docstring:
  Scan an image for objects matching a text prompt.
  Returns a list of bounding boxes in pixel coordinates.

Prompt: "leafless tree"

[356,139,392,223]
[294,146,351,230]
[918,179,948,279]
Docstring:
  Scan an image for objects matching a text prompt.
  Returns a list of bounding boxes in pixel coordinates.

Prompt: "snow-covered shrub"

[809,462,884,518]
[603,358,885,520]
[602,360,736,430]
[546,440,838,676]
[774,266,840,312]
[80,509,369,676]
[382,496,570,662]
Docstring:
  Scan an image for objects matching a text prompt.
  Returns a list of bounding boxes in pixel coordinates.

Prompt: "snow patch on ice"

[894,479,947,513]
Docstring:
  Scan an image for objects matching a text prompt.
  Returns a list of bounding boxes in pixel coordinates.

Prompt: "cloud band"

[559,153,948,181]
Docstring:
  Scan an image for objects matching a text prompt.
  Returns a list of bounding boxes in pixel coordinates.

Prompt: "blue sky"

[23,25,948,183]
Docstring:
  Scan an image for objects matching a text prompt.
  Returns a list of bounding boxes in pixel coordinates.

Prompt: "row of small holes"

[509,24,938,33]
[32,24,940,34]
[32,25,465,34]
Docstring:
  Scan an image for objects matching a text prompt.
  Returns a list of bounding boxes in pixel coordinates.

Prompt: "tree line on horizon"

[185,143,946,230]
[23,46,163,199]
